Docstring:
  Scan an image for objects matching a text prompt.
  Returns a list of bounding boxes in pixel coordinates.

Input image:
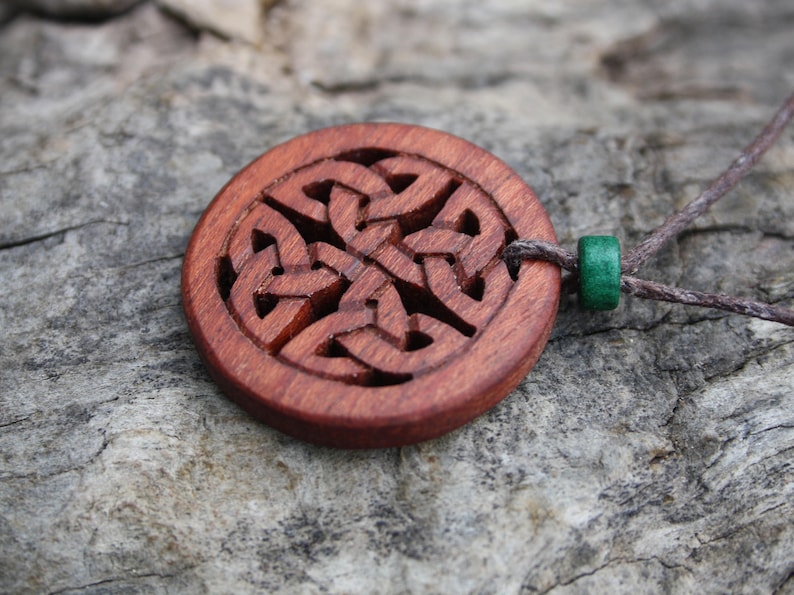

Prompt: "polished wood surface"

[182,123,559,447]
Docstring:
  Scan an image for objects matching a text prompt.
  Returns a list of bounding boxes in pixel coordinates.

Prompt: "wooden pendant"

[182,123,560,448]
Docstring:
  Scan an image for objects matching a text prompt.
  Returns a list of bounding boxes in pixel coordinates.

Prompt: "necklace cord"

[504,91,794,327]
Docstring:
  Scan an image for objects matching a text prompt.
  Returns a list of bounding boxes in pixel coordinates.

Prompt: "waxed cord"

[504,91,794,327]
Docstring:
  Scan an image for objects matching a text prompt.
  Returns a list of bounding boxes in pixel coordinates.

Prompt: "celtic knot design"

[217,149,518,386]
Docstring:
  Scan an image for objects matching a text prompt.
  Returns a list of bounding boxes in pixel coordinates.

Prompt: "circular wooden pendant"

[182,123,560,448]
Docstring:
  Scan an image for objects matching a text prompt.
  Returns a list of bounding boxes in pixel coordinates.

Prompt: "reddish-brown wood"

[182,123,559,448]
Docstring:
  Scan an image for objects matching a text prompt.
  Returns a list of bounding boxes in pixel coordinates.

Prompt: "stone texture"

[3,0,142,18]
[0,3,17,22]
[1,1,793,593]
[156,0,277,44]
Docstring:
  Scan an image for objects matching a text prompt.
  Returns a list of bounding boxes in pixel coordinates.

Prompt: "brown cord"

[504,91,794,327]
[622,92,794,274]
[620,276,794,326]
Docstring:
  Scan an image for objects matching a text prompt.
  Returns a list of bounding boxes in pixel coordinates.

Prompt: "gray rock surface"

[3,0,141,18]
[155,0,277,44]
[1,1,793,593]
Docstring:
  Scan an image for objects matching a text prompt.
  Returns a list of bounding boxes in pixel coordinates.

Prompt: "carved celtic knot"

[216,149,517,386]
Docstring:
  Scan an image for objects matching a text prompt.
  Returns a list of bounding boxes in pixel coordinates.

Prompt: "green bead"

[578,236,621,310]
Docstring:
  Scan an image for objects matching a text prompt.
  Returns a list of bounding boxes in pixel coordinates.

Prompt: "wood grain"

[181,123,560,447]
